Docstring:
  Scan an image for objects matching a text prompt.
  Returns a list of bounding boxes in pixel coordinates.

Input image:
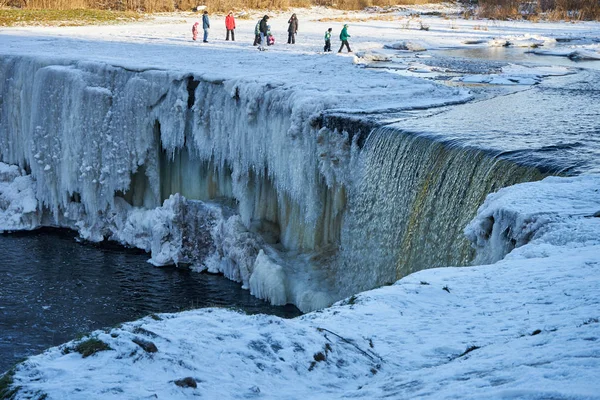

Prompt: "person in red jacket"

[225,11,236,41]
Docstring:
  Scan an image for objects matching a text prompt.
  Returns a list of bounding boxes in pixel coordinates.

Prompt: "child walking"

[267,25,275,46]
[324,27,332,52]
[253,19,261,46]
[192,22,199,41]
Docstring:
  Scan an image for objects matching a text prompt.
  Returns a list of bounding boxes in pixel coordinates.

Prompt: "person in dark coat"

[287,13,298,44]
[225,11,236,41]
[258,15,269,50]
[202,11,210,43]
[338,24,352,53]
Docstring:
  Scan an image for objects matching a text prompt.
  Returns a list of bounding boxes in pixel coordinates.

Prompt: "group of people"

[326,24,352,53]
[249,13,297,50]
[192,12,352,53]
[193,10,236,42]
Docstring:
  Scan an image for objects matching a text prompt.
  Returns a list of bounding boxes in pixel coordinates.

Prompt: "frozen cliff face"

[0,56,351,311]
[0,55,549,311]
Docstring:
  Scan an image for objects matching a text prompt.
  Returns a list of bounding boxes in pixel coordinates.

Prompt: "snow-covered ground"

[1,4,600,398]
[2,4,599,78]
[8,175,600,399]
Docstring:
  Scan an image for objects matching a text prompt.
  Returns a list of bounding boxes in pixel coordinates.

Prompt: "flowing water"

[393,71,600,174]
[0,229,300,373]
[433,47,600,71]
[333,51,600,295]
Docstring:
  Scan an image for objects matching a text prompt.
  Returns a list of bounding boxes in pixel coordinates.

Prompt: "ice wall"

[0,55,345,311]
[0,55,550,311]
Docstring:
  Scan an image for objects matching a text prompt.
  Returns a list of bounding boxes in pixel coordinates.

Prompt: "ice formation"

[0,55,550,311]
[0,163,39,230]
[465,175,600,265]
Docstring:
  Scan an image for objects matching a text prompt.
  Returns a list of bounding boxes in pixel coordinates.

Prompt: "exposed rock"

[353,51,392,62]
[174,377,197,388]
[463,39,487,45]
[132,337,158,353]
[384,41,427,52]
[568,51,600,61]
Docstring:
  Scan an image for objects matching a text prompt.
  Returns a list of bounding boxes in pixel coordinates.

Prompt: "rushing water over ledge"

[0,228,301,373]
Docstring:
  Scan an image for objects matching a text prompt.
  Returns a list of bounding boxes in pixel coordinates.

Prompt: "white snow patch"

[384,41,427,51]
[466,175,600,264]
[489,35,547,48]
[455,63,573,85]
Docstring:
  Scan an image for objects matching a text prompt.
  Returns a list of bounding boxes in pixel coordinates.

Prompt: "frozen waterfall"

[0,55,549,312]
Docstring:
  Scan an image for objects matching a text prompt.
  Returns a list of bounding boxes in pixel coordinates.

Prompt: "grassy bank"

[2,0,597,23]
[0,8,144,26]
[0,0,444,13]
[476,0,600,21]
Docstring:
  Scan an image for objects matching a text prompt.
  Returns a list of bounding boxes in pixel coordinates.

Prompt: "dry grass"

[546,0,600,20]
[396,14,429,29]
[477,0,521,19]
[316,14,396,22]
[0,8,144,25]
[312,0,444,10]
[1,0,444,12]
[329,0,444,11]
[73,338,112,358]
[4,0,596,20]
[1,0,284,12]
[477,0,600,21]
[2,0,313,12]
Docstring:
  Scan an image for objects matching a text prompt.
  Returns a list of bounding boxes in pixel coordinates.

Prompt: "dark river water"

[0,229,301,374]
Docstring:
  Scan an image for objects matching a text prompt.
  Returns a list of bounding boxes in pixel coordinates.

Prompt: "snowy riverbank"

[1,4,600,398]
[7,174,600,399]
